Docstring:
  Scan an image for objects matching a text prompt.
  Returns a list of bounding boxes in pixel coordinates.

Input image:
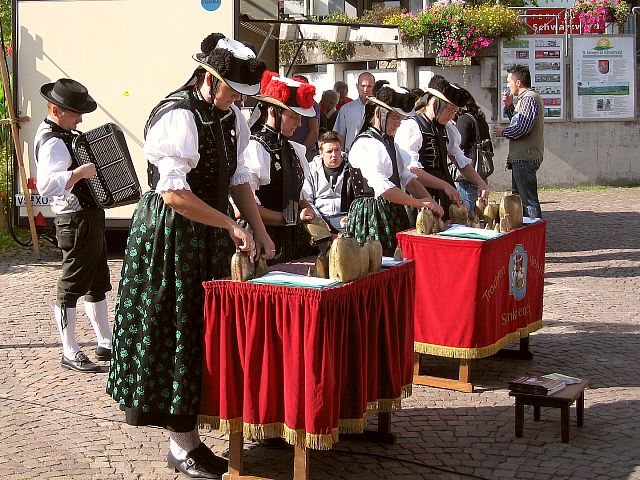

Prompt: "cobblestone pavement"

[1,187,639,480]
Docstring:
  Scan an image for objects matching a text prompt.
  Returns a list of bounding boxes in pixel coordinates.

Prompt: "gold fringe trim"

[414,320,543,359]
[197,388,412,451]
[197,415,220,430]
[240,422,339,451]
[338,417,369,434]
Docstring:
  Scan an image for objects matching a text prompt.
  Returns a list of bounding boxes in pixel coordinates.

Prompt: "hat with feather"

[254,71,317,117]
[192,33,266,96]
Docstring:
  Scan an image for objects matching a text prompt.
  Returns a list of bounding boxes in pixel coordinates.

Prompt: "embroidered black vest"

[414,114,453,186]
[145,88,237,213]
[348,127,401,198]
[251,125,305,213]
[34,119,99,209]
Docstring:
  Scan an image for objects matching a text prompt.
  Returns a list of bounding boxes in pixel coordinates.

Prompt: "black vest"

[251,125,305,212]
[348,127,401,198]
[145,88,237,213]
[414,114,453,185]
[34,119,99,209]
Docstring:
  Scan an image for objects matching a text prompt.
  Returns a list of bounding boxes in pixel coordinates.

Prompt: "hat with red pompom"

[255,71,316,117]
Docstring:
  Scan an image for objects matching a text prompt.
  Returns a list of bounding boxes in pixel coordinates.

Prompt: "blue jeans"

[511,161,542,218]
[455,182,478,215]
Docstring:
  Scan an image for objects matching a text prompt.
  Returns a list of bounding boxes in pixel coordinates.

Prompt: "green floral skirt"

[106,191,236,428]
[345,196,410,256]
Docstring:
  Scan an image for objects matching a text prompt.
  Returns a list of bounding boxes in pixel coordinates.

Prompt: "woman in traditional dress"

[107,34,274,480]
[241,72,318,263]
[345,85,439,256]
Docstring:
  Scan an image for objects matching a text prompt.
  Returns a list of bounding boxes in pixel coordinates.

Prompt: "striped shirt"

[502,90,540,140]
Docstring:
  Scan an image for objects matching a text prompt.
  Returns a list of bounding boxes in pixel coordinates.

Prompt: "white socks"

[169,428,201,460]
[54,305,80,360]
[84,299,112,349]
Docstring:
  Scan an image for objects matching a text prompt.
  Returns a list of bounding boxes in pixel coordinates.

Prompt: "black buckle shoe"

[194,443,228,473]
[61,352,102,373]
[167,449,222,479]
[95,346,112,360]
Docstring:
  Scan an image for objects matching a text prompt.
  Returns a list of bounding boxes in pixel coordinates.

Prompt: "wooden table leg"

[496,335,533,360]
[561,404,570,442]
[515,398,524,438]
[458,359,470,384]
[293,443,309,480]
[533,405,541,421]
[577,393,585,427]
[412,356,473,393]
[413,353,421,376]
[225,431,244,479]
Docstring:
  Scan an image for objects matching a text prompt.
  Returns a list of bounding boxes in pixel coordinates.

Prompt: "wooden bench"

[509,378,589,442]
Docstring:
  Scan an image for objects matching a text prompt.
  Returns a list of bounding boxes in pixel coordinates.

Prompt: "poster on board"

[571,36,636,121]
[499,36,565,122]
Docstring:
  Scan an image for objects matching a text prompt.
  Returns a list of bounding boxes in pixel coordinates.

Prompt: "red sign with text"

[525,8,583,35]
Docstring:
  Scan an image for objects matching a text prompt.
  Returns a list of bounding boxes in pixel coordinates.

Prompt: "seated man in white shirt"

[303,131,352,232]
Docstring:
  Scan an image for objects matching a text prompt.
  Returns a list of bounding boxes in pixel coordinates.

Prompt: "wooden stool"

[509,379,589,442]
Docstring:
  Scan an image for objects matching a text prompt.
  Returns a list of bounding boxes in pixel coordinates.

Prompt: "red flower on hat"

[264,79,291,103]
[260,71,280,94]
[296,83,315,109]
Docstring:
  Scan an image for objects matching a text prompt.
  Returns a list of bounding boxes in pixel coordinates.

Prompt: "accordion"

[72,123,142,208]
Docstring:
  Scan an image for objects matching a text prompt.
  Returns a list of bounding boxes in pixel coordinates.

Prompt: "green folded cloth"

[248,271,342,289]
[437,226,505,240]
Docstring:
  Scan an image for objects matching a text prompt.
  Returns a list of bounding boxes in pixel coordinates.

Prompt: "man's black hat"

[40,78,97,114]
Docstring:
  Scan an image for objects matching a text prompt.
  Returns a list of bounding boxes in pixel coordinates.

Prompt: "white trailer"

[14,0,238,228]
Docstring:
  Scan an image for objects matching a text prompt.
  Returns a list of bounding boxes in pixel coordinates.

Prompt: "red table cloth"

[199,262,414,450]
[397,221,546,359]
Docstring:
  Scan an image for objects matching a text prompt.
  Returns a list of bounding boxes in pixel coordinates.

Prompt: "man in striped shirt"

[494,65,544,218]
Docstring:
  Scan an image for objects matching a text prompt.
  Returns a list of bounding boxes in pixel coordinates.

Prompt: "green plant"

[384,0,525,62]
[317,11,358,61]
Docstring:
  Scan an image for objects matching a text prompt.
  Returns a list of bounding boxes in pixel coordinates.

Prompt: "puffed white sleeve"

[395,118,423,171]
[230,104,254,187]
[349,138,396,198]
[290,141,312,201]
[243,139,272,203]
[446,121,472,169]
[35,138,73,197]
[144,109,200,193]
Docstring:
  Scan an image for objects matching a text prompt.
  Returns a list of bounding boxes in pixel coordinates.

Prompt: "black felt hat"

[40,78,97,114]
[193,34,266,96]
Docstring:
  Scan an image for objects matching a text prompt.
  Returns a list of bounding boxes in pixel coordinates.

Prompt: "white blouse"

[143,103,253,193]
[395,116,472,172]
[348,133,416,198]
[244,138,311,204]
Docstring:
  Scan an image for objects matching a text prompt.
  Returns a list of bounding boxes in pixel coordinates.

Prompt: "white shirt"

[332,98,367,151]
[35,118,81,214]
[349,134,416,198]
[395,116,472,172]
[144,103,253,193]
[243,138,311,204]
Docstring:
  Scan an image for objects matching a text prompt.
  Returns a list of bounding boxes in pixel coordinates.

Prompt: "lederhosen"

[414,114,455,219]
[35,119,110,310]
[345,127,410,256]
[251,125,315,263]
[107,87,239,432]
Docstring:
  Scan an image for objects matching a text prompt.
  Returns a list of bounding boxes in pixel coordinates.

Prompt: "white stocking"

[84,299,112,349]
[169,428,198,460]
[54,305,80,360]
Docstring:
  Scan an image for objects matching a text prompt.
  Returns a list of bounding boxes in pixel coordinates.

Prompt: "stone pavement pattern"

[0,187,639,480]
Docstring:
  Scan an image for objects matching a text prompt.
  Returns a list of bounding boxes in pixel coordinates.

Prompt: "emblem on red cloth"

[509,244,528,301]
